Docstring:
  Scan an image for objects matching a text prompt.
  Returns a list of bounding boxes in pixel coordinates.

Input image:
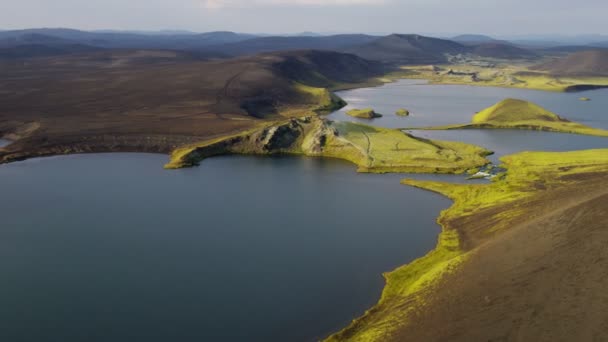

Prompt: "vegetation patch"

[165,117,491,174]
[293,83,347,114]
[326,148,608,341]
[399,63,608,92]
[346,108,383,119]
[409,98,608,137]
[395,108,410,116]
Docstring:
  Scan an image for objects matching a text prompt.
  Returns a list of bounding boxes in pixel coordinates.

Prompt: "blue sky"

[2,0,607,35]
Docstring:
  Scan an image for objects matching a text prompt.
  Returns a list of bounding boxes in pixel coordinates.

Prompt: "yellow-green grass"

[326,121,491,173]
[326,148,608,341]
[346,108,382,119]
[398,64,608,92]
[292,82,347,114]
[165,117,491,174]
[474,98,562,123]
[395,109,410,116]
[411,99,608,137]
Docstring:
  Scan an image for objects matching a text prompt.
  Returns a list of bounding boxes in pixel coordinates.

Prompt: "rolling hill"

[345,34,468,64]
[0,49,383,163]
[0,28,257,50]
[533,50,608,76]
[451,34,501,44]
[0,43,100,59]
[470,43,538,59]
[208,34,378,56]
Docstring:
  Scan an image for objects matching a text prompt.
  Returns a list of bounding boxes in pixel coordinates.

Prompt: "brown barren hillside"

[533,50,608,76]
[328,150,608,341]
[0,49,383,163]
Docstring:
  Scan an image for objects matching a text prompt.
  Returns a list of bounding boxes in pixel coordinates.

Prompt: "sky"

[2,0,607,36]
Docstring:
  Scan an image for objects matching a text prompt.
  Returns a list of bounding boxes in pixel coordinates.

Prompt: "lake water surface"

[330,80,608,162]
[0,154,451,342]
[1,81,607,342]
[330,79,608,129]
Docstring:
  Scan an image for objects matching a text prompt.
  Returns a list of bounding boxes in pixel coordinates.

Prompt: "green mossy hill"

[396,108,410,116]
[327,148,608,341]
[415,99,608,137]
[472,99,566,124]
[347,108,383,119]
[165,117,491,174]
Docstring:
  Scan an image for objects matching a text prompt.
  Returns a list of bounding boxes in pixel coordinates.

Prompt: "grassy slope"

[165,118,491,174]
[326,149,608,341]
[414,98,608,137]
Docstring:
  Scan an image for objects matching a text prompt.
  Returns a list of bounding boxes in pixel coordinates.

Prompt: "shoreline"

[325,149,608,341]
[3,68,605,167]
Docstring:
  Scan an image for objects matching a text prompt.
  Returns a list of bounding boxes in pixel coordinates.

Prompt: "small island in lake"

[346,108,383,119]
[415,98,608,137]
[396,108,410,116]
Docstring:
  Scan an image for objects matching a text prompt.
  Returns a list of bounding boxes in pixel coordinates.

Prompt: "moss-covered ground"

[410,98,608,137]
[346,108,383,119]
[326,148,608,341]
[395,109,410,116]
[165,118,491,174]
[399,63,608,92]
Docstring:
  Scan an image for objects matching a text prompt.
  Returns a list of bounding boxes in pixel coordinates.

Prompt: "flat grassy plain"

[327,149,608,341]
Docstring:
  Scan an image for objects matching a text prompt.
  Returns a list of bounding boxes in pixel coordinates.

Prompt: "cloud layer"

[2,0,607,35]
[202,0,385,9]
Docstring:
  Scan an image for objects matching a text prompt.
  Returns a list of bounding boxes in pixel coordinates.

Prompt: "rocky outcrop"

[165,117,340,169]
[165,116,491,174]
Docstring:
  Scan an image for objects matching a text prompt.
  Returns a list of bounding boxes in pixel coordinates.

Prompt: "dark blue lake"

[0,154,450,342]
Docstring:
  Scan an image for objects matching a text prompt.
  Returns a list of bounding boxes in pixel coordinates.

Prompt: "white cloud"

[202,0,386,9]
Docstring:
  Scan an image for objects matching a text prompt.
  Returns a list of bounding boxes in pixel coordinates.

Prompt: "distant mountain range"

[0,28,256,50]
[0,28,605,64]
[207,34,378,56]
[451,34,503,44]
[345,34,467,64]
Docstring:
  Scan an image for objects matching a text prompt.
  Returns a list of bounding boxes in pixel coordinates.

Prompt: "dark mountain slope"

[345,34,468,64]
[471,43,538,59]
[452,34,502,44]
[0,44,100,59]
[0,49,382,162]
[532,50,608,76]
[209,34,378,56]
[0,28,256,50]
